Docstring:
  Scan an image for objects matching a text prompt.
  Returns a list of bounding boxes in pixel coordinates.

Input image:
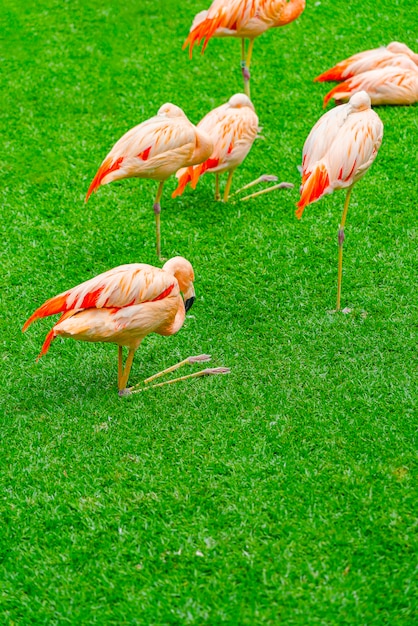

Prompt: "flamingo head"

[163,256,195,311]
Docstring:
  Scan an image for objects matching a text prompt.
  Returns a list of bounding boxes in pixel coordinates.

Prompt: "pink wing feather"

[323,67,418,107]
[86,104,213,199]
[173,94,258,196]
[315,42,418,82]
[22,264,178,332]
[297,91,383,218]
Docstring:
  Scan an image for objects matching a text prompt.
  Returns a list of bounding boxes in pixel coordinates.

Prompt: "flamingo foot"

[328,307,352,315]
[118,388,130,397]
[240,182,294,201]
[232,175,279,196]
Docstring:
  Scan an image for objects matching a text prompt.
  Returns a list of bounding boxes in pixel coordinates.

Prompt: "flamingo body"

[296,91,383,311]
[85,104,213,257]
[297,91,383,218]
[86,104,213,199]
[323,67,418,107]
[173,93,259,200]
[184,1,305,97]
[184,0,306,54]
[315,42,418,82]
[23,257,196,390]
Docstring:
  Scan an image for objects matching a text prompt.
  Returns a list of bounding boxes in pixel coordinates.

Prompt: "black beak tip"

[185,296,195,312]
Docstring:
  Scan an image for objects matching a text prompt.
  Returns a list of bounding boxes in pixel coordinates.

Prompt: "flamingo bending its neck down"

[85,104,213,258]
[297,91,383,311]
[173,93,259,202]
[314,41,418,82]
[184,0,306,97]
[22,257,196,393]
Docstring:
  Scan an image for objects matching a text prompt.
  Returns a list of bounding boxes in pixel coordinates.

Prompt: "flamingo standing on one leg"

[184,0,306,98]
[172,93,259,201]
[296,91,383,311]
[85,104,213,258]
[22,256,196,393]
[314,41,418,82]
[322,66,418,107]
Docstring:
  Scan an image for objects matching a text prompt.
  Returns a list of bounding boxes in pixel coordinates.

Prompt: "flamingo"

[172,93,259,201]
[314,41,418,82]
[85,103,213,258]
[296,91,383,311]
[322,66,418,107]
[22,256,196,393]
[184,0,306,97]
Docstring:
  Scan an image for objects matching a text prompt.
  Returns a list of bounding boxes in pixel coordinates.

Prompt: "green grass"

[1,0,417,623]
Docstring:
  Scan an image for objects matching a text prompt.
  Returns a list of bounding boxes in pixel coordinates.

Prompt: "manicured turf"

[1,0,416,623]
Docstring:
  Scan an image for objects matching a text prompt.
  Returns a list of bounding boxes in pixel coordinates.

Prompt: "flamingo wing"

[323,67,418,106]
[86,109,210,199]
[315,47,392,82]
[199,101,259,170]
[315,49,417,82]
[387,41,418,63]
[23,264,179,331]
[297,92,383,217]
[173,95,258,196]
[314,41,418,83]
[184,0,259,56]
[324,111,383,187]
[300,103,351,175]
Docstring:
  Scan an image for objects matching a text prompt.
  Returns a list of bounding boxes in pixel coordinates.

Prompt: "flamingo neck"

[158,296,186,337]
[171,300,187,335]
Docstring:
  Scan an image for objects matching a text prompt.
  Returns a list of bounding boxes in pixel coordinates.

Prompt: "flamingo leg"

[241,38,251,98]
[145,357,192,383]
[336,186,353,311]
[118,345,123,384]
[153,181,164,259]
[246,39,255,71]
[215,173,220,201]
[244,39,255,98]
[223,170,236,202]
[118,348,136,392]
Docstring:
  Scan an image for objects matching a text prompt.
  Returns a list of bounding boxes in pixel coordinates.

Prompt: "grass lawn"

[1,0,416,623]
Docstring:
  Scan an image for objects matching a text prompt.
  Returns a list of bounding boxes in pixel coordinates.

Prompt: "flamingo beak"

[183,283,196,313]
[185,295,195,312]
[183,282,195,312]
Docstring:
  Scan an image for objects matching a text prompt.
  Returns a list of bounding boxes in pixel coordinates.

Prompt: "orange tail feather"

[296,165,330,219]
[36,310,76,360]
[201,15,225,53]
[172,158,220,198]
[85,156,123,201]
[22,293,69,332]
[314,62,351,83]
[323,78,356,107]
[172,167,194,198]
[192,157,220,183]
[183,28,202,58]
[184,13,226,58]
[37,328,56,360]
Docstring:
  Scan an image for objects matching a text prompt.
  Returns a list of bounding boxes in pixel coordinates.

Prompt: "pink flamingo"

[297,91,384,311]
